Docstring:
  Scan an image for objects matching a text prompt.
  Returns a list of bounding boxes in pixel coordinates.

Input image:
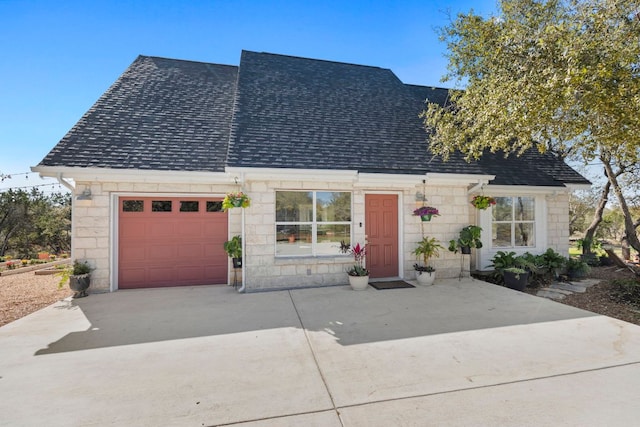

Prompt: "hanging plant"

[470,195,496,210]
[413,206,439,221]
[222,192,251,210]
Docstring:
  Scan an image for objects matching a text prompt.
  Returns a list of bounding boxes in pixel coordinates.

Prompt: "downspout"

[468,181,484,194]
[56,173,75,192]
[238,172,247,293]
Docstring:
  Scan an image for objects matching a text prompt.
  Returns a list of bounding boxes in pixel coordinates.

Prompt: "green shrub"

[538,248,566,277]
[609,279,640,309]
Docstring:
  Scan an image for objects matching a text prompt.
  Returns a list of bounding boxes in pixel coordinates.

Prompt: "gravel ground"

[1,265,639,328]
[0,270,72,327]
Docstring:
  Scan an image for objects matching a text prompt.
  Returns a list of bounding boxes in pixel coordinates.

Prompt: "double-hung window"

[275,191,351,256]
[492,196,535,248]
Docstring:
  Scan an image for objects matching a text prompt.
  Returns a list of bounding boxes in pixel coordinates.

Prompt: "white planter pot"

[348,275,370,290]
[415,270,435,286]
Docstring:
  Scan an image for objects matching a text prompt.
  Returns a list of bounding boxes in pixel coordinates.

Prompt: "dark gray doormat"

[369,281,415,290]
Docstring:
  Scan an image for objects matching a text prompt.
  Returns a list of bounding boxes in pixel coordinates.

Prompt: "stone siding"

[71,178,567,293]
[546,192,570,256]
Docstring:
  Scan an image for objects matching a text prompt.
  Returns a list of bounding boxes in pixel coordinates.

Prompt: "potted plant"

[223,235,242,268]
[339,241,369,290]
[413,206,439,221]
[448,225,483,254]
[413,236,443,286]
[222,192,251,210]
[503,267,529,291]
[57,260,92,298]
[470,195,496,210]
[488,251,535,289]
[566,257,590,280]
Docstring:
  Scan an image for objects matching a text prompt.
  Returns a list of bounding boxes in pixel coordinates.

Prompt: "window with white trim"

[492,196,535,248]
[275,191,351,256]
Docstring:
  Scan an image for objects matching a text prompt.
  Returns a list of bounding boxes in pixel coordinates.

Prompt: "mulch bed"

[557,266,640,326]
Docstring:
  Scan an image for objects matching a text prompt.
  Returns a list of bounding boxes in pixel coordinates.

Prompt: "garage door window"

[122,200,144,212]
[152,201,172,212]
[180,201,199,212]
[206,201,223,212]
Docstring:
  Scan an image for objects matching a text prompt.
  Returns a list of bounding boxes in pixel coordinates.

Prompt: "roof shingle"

[38,51,590,187]
[40,56,238,172]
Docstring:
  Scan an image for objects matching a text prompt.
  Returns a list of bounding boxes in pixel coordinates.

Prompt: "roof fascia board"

[31,166,232,184]
[482,184,573,194]
[425,173,496,186]
[355,173,427,188]
[564,183,593,191]
[225,167,359,182]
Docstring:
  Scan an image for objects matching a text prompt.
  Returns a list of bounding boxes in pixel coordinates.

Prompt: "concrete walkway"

[2,278,640,426]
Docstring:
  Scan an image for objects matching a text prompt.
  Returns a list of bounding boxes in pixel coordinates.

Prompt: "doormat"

[369,281,415,290]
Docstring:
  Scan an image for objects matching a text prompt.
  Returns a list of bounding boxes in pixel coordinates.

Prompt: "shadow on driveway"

[35,278,595,355]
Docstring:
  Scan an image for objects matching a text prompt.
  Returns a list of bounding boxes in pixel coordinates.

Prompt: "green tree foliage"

[0,189,70,258]
[423,0,640,250]
[424,0,640,162]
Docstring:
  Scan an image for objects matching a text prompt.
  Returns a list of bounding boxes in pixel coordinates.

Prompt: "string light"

[0,171,66,193]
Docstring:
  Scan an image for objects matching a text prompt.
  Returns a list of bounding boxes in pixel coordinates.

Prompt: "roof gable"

[227,51,437,173]
[39,56,238,172]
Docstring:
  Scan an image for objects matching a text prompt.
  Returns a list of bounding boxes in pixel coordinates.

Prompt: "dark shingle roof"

[38,51,590,187]
[39,56,238,172]
[227,51,437,173]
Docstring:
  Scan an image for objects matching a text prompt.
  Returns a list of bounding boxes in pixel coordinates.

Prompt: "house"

[32,51,590,292]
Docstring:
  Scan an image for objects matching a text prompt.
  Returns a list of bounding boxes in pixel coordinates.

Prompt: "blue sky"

[0,0,498,192]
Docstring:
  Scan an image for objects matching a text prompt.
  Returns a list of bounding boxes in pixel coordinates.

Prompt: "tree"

[0,189,71,257]
[423,0,640,250]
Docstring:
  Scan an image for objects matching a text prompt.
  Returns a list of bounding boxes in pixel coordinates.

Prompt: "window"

[180,201,199,212]
[122,200,144,212]
[492,196,535,248]
[275,191,351,256]
[152,201,172,212]
[206,201,223,212]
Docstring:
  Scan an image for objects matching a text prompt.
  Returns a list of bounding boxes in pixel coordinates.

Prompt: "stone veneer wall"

[72,179,477,293]
[545,192,570,256]
[241,179,472,291]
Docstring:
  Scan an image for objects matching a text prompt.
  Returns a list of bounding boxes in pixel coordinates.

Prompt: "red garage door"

[118,197,228,289]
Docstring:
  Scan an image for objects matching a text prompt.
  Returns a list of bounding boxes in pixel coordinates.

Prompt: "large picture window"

[492,196,535,248]
[275,191,351,256]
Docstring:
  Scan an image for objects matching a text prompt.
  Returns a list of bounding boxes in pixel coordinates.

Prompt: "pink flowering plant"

[413,206,439,217]
[339,241,370,276]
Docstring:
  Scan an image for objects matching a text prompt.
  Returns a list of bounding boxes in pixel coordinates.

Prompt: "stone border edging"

[0,259,71,276]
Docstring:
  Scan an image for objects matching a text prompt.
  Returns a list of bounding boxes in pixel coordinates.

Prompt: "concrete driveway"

[2,278,640,426]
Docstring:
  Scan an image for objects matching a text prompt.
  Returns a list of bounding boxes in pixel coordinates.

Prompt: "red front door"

[365,194,399,278]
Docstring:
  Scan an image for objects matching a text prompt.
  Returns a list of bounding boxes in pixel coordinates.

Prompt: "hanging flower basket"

[413,206,439,221]
[222,192,251,210]
[471,195,496,210]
